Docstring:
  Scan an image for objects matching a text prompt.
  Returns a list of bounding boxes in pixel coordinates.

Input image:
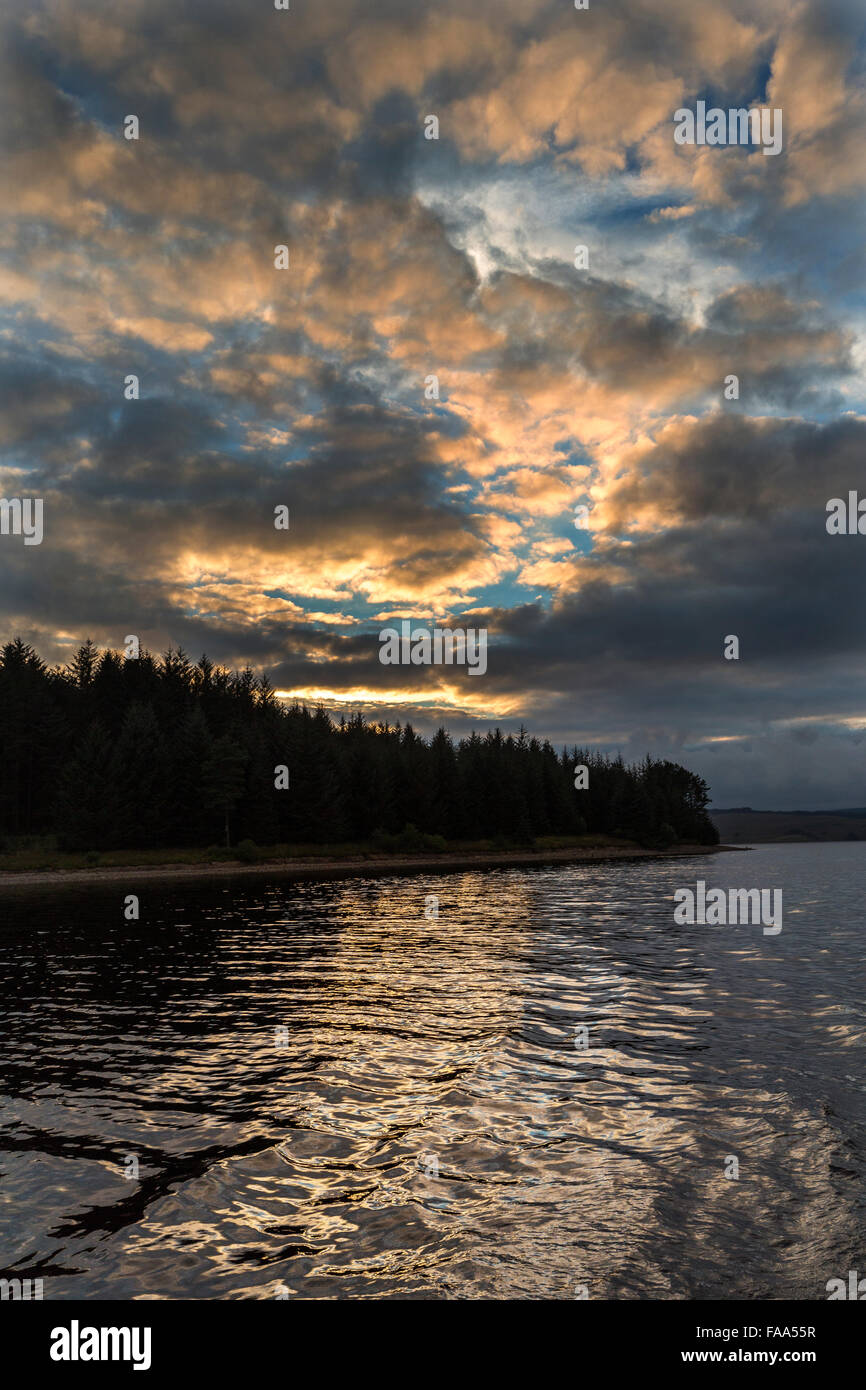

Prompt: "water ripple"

[0,843,863,1299]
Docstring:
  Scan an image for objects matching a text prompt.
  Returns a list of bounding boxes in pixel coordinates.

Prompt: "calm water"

[0,842,863,1301]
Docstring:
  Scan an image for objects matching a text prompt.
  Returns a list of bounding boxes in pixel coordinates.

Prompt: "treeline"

[0,639,718,851]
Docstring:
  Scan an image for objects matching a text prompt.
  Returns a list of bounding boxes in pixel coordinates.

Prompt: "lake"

[0,842,863,1300]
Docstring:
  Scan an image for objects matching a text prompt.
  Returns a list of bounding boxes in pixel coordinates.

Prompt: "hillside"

[712,808,866,843]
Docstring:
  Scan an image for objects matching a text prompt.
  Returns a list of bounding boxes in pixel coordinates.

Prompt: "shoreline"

[0,841,743,894]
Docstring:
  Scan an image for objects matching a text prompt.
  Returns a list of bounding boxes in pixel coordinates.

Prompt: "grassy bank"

[0,833,735,892]
[0,831,640,874]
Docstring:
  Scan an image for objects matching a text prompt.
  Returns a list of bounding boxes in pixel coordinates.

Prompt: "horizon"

[3,631,864,817]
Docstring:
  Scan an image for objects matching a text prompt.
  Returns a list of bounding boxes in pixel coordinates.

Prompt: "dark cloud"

[0,0,864,809]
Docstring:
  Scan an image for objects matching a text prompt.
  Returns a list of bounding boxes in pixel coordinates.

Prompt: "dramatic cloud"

[1,0,864,807]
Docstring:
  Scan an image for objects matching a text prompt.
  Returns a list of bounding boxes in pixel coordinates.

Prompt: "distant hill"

[712,808,866,843]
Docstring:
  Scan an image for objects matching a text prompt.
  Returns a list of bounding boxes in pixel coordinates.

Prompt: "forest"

[0,638,719,852]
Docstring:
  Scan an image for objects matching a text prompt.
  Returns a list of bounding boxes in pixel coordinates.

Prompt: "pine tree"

[0,636,721,853]
[54,722,118,849]
[201,735,248,847]
[110,703,167,848]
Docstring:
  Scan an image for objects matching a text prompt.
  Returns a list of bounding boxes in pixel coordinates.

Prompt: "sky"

[1,0,865,809]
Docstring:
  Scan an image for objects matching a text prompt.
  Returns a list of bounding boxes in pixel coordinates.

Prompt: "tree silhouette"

[0,639,720,852]
[201,736,248,848]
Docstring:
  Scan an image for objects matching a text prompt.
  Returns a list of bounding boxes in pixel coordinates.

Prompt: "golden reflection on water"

[0,845,863,1299]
